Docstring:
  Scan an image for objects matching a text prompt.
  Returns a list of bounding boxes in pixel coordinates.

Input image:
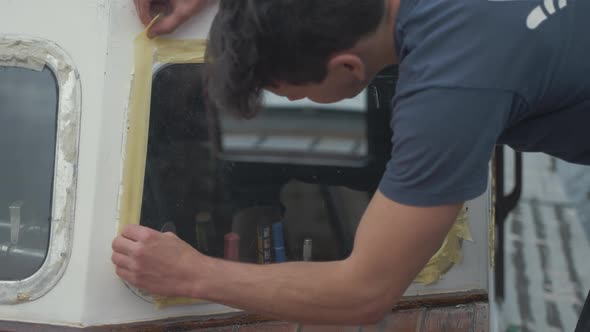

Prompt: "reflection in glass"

[142,64,396,264]
[220,91,368,167]
[0,66,57,280]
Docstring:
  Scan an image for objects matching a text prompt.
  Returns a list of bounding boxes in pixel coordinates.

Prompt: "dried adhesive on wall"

[119,17,207,308]
[118,18,156,235]
[0,39,46,71]
[414,207,473,285]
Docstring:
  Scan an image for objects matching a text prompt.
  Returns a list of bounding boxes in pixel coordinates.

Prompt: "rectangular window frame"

[0,36,81,304]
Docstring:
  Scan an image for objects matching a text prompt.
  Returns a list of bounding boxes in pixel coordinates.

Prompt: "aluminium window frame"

[0,36,81,304]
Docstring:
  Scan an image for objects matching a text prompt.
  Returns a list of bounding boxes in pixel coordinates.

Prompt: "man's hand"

[133,0,210,38]
[111,224,203,297]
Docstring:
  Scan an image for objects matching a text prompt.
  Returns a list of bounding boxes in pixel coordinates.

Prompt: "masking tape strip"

[119,17,209,309]
[119,18,158,235]
[414,207,473,285]
[154,38,207,64]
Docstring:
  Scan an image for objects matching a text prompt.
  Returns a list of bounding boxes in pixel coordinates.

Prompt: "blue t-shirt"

[379,0,590,206]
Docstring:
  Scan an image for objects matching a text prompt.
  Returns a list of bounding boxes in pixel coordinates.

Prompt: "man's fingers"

[145,0,211,38]
[112,235,140,255]
[115,266,138,286]
[121,224,159,242]
[163,231,179,239]
[135,0,155,26]
[148,13,185,37]
[111,252,136,271]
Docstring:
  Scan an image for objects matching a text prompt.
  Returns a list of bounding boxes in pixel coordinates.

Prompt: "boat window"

[0,36,80,305]
[0,65,57,280]
[141,63,394,264]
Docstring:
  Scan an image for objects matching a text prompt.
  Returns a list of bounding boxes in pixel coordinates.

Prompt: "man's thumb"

[148,14,182,38]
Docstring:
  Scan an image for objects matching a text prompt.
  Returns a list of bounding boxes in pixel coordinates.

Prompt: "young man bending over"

[114,0,590,329]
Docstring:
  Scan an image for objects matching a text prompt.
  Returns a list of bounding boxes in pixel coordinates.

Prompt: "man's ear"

[327,54,366,82]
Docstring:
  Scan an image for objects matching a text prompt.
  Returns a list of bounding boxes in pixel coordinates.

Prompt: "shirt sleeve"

[378,87,515,206]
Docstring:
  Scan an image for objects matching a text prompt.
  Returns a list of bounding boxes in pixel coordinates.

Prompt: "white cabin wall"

[80,0,237,326]
[0,0,111,325]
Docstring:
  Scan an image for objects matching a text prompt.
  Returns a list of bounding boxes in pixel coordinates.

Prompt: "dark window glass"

[142,64,396,263]
[0,66,57,280]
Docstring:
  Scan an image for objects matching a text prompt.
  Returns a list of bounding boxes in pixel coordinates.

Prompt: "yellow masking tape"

[414,207,473,285]
[155,38,207,64]
[119,17,159,235]
[119,17,207,308]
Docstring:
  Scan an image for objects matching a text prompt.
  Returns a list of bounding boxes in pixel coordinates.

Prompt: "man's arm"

[113,191,461,325]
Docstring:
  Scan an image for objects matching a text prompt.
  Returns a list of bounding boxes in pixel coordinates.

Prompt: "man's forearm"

[194,257,392,325]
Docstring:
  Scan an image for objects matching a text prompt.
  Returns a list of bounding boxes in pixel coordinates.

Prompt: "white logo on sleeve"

[527,0,568,29]
[489,0,570,30]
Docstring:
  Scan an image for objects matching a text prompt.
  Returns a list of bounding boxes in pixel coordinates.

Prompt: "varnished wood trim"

[394,290,488,311]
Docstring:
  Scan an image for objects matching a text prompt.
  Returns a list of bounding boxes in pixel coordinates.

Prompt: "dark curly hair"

[204,0,386,118]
